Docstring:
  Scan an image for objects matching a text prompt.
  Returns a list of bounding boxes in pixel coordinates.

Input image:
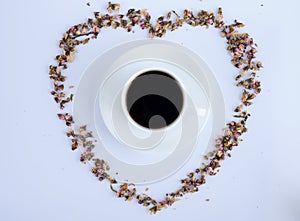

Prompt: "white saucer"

[73,39,225,184]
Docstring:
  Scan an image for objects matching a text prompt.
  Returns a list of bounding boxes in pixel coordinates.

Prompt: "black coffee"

[126,70,183,129]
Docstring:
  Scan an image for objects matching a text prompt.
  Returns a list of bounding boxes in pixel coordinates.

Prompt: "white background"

[0,0,299,220]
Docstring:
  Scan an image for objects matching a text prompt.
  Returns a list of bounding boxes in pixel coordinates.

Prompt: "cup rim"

[120,67,186,132]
